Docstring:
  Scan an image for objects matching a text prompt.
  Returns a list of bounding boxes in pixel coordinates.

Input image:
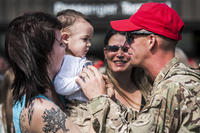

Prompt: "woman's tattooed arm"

[42,107,70,133]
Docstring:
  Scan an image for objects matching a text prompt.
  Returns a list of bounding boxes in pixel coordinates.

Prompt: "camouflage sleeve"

[87,95,110,133]
[87,82,200,133]
[130,81,200,133]
[88,95,139,133]
[87,95,156,133]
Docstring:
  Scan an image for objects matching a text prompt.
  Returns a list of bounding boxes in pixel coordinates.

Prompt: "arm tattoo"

[42,107,70,133]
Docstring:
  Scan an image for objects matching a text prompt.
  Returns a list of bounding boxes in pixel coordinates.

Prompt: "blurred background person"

[175,47,189,66]
[188,57,200,69]
[0,68,15,133]
[175,47,200,69]
[0,55,9,86]
[88,56,106,73]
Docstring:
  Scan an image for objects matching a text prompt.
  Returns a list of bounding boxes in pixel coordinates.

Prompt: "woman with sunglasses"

[104,28,152,111]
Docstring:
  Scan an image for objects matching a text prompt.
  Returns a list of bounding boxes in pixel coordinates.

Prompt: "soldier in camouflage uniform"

[87,57,200,133]
[76,2,200,133]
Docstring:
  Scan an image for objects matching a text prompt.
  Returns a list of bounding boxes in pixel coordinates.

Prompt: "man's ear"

[147,34,156,50]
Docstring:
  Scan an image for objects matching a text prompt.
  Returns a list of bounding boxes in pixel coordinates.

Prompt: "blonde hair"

[56,9,92,30]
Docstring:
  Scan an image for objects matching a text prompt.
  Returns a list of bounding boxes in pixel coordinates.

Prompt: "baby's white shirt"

[54,55,92,102]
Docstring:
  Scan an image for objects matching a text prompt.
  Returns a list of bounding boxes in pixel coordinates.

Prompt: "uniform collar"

[151,57,179,95]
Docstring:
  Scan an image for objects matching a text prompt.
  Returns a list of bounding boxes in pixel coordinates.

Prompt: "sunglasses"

[125,31,155,46]
[105,45,129,52]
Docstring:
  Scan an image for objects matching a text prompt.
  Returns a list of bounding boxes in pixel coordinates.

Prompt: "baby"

[54,9,94,102]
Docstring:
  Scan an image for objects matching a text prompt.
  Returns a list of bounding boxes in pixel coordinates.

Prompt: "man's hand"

[76,65,106,100]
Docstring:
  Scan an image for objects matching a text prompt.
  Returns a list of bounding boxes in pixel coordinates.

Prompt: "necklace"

[107,69,142,110]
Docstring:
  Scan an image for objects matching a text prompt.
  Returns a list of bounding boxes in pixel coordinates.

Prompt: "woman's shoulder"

[20,97,68,132]
[24,96,64,118]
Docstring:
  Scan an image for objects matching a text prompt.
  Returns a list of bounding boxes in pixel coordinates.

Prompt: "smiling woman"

[103,28,152,112]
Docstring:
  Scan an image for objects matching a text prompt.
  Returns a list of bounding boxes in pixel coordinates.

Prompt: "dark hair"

[104,28,126,47]
[5,12,62,106]
[56,9,92,29]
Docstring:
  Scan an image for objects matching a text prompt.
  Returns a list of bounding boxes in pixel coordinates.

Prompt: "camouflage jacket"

[88,57,200,133]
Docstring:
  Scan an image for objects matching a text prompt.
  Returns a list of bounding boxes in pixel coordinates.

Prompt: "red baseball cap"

[110,2,184,40]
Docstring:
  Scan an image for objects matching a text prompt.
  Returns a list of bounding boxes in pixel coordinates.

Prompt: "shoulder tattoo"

[42,107,70,133]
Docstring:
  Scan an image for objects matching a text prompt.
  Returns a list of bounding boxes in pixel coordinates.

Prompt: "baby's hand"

[84,60,93,68]
[76,66,106,100]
